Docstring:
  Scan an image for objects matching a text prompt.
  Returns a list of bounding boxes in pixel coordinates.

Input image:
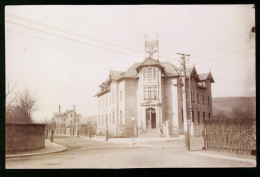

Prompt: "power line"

[192,32,252,59]
[6,13,178,61]
[196,46,254,68]
[6,28,138,62]
[6,20,148,59]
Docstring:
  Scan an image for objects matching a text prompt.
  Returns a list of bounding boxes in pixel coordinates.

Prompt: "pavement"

[6,136,256,166]
[6,139,67,158]
[87,135,257,166]
[6,135,256,168]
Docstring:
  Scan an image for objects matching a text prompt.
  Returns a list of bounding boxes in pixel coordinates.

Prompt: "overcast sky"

[5,5,255,122]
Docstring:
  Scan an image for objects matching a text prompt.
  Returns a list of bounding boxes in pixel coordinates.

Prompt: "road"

[5,135,255,168]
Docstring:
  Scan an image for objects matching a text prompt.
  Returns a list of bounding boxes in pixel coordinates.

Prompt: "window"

[191,91,195,102]
[208,96,210,105]
[109,113,111,125]
[143,69,147,78]
[112,112,115,124]
[143,68,157,84]
[109,95,111,105]
[148,87,152,99]
[197,93,199,103]
[192,110,195,123]
[144,86,158,100]
[112,93,115,104]
[144,87,148,99]
[198,111,200,123]
[203,112,205,122]
[203,95,205,104]
[120,91,122,102]
[120,111,123,124]
[154,87,158,99]
[105,114,107,125]
[208,112,211,119]
[153,69,156,80]
[102,98,104,108]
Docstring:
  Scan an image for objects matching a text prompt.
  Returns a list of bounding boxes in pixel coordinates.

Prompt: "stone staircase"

[138,129,163,138]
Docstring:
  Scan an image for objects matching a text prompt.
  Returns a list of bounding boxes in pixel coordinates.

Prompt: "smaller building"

[53,105,81,136]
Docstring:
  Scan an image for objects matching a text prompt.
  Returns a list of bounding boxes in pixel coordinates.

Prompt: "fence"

[204,118,256,154]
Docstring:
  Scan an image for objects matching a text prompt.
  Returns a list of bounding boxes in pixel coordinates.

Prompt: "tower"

[145,34,160,60]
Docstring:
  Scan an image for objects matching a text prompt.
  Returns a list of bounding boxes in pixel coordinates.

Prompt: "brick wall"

[6,123,46,153]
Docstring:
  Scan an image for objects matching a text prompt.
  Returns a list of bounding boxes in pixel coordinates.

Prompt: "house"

[53,105,81,136]
[95,41,214,137]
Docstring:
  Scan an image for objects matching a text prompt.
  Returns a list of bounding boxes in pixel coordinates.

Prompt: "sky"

[5,5,255,122]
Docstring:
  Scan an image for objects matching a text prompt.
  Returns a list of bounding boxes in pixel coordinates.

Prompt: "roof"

[95,58,214,96]
[198,72,215,83]
[110,70,125,80]
[119,62,140,78]
[198,73,209,80]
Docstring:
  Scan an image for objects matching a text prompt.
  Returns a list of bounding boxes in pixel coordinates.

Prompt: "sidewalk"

[6,140,67,158]
[84,135,183,148]
[87,135,256,166]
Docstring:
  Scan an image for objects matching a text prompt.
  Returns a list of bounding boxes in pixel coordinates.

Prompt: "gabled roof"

[137,57,161,68]
[110,70,125,80]
[187,67,200,80]
[199,72,215,83]
[160,61,180,77]
[119,62,140,79]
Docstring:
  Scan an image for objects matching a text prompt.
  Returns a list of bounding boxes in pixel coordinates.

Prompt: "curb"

[187,151,256,166]
[6,142,67,158]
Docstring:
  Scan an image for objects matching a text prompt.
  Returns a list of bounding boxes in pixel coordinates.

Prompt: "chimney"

[59,105,61,113]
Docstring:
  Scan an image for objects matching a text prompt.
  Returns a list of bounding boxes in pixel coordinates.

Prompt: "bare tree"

[15,89,39,123]
[5,80,18,107]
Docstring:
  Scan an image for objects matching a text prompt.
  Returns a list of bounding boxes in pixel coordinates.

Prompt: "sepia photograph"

[5,5,256,169]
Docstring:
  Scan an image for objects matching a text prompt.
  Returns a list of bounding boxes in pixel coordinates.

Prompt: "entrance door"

[146,108,156,129]
[151,113,156,128]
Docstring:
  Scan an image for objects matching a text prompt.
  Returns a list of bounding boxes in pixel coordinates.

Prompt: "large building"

[53,105,81,136]
[95,41,214,137]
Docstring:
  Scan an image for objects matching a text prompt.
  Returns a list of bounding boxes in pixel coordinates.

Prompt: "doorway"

[146,108,156,129]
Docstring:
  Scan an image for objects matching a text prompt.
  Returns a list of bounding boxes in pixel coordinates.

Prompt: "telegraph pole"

[177,53,190,151]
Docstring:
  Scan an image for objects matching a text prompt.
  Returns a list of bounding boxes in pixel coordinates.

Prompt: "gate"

[204,118,256,154]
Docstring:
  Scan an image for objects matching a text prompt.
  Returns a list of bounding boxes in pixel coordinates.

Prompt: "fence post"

[45,129,48,139]
[89,126,92,139]
[51,130,54,142]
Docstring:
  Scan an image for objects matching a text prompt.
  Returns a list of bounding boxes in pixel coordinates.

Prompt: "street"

[6,135,255,168]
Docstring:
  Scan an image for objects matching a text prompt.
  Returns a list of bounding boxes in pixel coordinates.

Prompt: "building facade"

[53,105,81,136]
[95,57,214,137]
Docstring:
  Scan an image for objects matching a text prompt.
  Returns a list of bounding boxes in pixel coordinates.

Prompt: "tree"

[5,88,39,123]
[15,89,39,123]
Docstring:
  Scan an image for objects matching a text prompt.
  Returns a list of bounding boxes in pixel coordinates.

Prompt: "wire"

[6,20,149,59]
[6,29,138,63]
[6,13,179,61]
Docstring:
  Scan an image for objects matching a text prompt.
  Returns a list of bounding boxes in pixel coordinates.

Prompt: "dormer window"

[143,67,157,85]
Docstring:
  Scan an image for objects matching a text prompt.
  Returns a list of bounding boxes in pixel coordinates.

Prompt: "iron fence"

[204,118,256,154]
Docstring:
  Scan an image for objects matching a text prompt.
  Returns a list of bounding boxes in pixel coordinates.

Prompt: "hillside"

[212,97,256,117]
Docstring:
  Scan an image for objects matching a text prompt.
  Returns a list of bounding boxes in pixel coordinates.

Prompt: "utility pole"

[177,52,191,151]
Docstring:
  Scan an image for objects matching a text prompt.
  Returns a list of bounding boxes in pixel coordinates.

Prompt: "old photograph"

[5,5,256,168]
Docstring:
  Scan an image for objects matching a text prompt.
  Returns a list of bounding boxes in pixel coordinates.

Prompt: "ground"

[5,135,255,168]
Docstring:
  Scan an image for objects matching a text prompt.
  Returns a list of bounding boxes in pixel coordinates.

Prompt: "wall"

[125,79,138,126]
[6,123,46,153]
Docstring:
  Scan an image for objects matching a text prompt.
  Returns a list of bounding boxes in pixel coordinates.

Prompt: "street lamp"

[131,116,136,145]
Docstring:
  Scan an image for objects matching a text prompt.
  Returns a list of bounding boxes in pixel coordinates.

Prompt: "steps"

[138,129,162,138]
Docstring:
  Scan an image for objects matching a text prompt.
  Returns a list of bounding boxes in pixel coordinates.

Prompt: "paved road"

[6,135,255,168]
